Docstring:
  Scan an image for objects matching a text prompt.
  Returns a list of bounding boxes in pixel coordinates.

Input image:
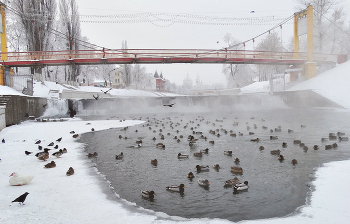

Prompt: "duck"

[282,142,287,148]
[44,161,56,168]
[325,145,333,150]
[278,155,284,161]
[339,136,349,141]
[72,134,79,138]
[25,151,33,155]
[87,152,98,158]
[52,149,63,158]
[209,141,214,144]
[259,146,265,150]
[177,153,189,159]
[291,159,298,165]
[62,148,68,153]
[48,142,54,146]
[151,159,158,165]
[66,167,74,176]
[234,181,249,191]
[193,152,203,157]
[270,149,281,155]
[293,140,301,144]
[166,184,186,193]
[198,178,210,187]
[156,143,165,149]
[187,171,195,179]
[288,129,294,133]
[250,138,259,142]
[337,132,345,136]
[213,164,220,169]
[224,177,239,187]
[195,165,209,172]
[234,157,240,164]
[321,137,328,142]
[38,152,49,161]
[35,148,50,157]
[231,166,243,174]
[141,190,156,200]
[9,172,34,186]
[313,145,319,150]
[35,140,41,144]
[332,143,338,148]
[200,148,209,153]
[56,137,62,142]
[270,136,278,140]
[224,151,233,156]
[115,152,124,159]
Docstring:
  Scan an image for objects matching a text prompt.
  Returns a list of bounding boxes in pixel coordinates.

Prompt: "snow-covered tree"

[59,0,81,84]
[296,0,342,53]
[255,32,287,81]
[222,33,254,88]
[11,0,57,80]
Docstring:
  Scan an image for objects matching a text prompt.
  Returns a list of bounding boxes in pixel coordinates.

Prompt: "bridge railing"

[0,49,338,64]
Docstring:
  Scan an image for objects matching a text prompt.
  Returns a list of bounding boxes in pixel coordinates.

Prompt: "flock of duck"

[96,114,350,202]
[4,132,79,204]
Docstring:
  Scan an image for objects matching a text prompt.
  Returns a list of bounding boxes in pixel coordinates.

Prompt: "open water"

[79,108,350,222]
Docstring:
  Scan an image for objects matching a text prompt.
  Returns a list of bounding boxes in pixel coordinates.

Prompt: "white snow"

[287,61,350,109]
[1,62,350,223]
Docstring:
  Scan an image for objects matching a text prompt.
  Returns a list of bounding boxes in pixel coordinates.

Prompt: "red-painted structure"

[156,78,166,91]
[0,49,338,67]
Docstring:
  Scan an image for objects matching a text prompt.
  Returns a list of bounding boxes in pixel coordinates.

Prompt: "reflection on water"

[79,109,350,222]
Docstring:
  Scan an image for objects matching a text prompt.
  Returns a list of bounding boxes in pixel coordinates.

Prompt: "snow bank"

[1,119,350,224]
[288,61,350,109]
[0,85,25,96]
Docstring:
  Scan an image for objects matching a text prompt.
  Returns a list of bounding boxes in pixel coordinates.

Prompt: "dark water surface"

[79,108,350,222]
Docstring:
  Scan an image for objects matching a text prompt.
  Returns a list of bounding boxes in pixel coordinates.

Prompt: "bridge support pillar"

[305,62,317,79]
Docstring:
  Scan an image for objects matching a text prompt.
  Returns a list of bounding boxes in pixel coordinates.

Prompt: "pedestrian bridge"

[0,49,338,67]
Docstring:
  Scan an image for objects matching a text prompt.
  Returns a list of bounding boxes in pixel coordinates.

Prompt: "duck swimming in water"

[198,178,210,187]
[178,153,189,159]
[195,165,209,172]
[234,181,249,191]
[224,177,239,188]
[230,166,243,174]
[224,151,233,156]
[115,152,124,159]
[187,171,195,179]
[141,190,156,200]
[166,184,186,193]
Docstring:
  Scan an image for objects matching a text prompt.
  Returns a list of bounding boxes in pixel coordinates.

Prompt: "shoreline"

[0,118,350,224]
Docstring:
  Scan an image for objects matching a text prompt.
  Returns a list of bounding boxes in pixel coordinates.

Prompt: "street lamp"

[107,68,117,87]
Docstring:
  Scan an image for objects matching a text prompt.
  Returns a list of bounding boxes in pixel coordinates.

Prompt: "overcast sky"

[76,0,350,86]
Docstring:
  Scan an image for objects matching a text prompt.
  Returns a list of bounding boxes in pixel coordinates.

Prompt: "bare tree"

[12,0,57,80]
[255,32,286,81]
[296,0,342,53]
[59,0,81,84]
[121,40,131,87]
[222,33,253,88]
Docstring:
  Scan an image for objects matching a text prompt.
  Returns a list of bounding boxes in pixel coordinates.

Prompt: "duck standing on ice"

[9,172,34,186]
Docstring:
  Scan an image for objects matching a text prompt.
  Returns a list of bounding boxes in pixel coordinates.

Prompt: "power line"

[4,3,106,50]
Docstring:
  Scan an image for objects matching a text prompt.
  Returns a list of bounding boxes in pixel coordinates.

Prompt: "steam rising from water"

[77,94,289,116]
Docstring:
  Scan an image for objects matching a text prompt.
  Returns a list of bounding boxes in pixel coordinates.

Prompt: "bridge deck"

[0,49,337,67]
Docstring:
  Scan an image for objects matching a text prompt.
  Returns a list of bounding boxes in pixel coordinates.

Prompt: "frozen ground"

[1,61,350,223]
